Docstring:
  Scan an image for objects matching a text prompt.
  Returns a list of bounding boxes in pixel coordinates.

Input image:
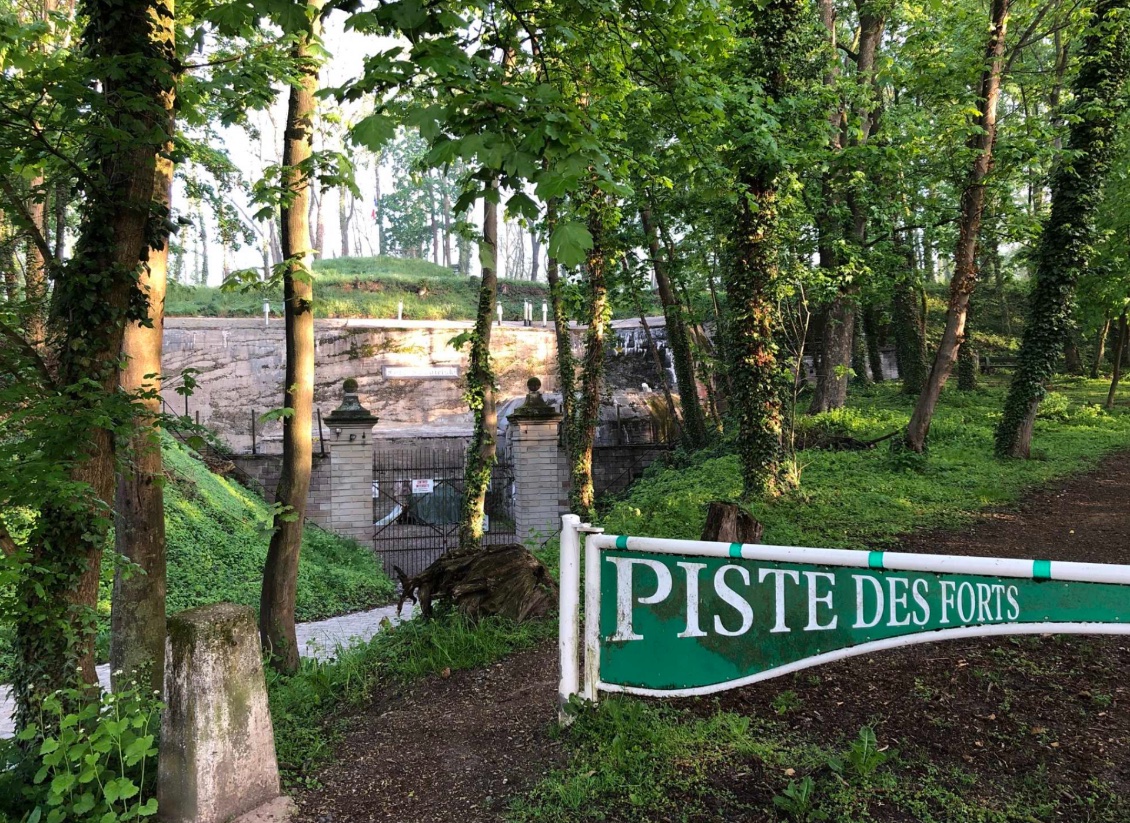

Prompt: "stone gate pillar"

[508,377,566,544]
[325,379,378,545]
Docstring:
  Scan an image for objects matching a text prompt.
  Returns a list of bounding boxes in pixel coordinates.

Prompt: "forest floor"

[295,450,1130,823]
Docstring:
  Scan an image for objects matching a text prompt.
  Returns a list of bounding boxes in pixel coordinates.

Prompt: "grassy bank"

[166,256,551,320]
[0,437,395,679]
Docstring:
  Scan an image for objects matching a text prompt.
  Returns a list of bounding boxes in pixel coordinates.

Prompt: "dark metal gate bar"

[372,445,516,580]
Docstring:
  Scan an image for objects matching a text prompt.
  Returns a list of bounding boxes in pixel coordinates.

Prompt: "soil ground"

[296,453,1130,822]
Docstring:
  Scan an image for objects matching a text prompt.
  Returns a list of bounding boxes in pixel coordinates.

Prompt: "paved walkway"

[0,601,411,739]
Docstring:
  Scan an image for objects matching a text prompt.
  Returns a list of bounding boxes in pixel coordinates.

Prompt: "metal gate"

[372,446,516,579]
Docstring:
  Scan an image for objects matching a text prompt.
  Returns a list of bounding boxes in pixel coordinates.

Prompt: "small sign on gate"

[411,478,435,495]
[371,481,379,499]
[556,516,1130,721]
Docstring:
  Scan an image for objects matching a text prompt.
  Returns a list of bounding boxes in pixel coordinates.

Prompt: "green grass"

[514,375,1130,822]
[603,376,1130,549]
[0,436,396,680]
[512,699,1129,822]
[268,609,557,783]
[166,255,552,320]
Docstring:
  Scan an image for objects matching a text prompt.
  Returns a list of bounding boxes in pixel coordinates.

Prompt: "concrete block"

[158,603,283,823]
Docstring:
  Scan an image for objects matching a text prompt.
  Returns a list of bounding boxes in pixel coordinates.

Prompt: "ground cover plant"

[603,376,1130,547]
[0,437,395,681]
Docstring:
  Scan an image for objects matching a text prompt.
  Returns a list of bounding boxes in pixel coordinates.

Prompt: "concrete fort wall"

[163,318,561,453]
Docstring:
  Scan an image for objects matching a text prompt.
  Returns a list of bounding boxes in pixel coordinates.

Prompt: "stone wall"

[232,453,333,529]
[163,318,562,453]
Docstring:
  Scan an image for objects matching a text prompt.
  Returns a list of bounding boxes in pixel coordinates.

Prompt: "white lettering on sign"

[677,562,708,639]
[804,572,838,631]
[411,479,435,494]
[714,565,754,637]
[609,557,673,642]
[383,365,460,379]
[758,569,800,633]
[604,559,1027,643]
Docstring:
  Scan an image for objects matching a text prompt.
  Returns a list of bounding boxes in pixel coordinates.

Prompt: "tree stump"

[396,543,557,622]
[700,501,764,544]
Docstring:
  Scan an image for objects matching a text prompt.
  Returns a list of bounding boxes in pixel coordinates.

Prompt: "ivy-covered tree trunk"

[260,2,321,675]
[809,295,854,412]
[892,274,927,394]
[724,0,808,499]
[110,87,175,694]
[641,206,707,446]
[457,186,498,549]
[569,195,612,520]
[905,0,1008,452]
[996,0,1130,457]
[12,0,175,729]
[545,199,575,437]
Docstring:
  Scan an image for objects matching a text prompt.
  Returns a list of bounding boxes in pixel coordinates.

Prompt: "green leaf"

[548,221,593,267]
[352,114,397,151]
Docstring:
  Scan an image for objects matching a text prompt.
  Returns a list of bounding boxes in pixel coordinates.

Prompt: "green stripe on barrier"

[729,543,743,558]
[1033,559,1052,581]
[868,551,885,570]
[615,535,628,550]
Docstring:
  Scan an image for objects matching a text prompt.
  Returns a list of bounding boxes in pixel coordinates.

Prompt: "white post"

[262,299,269,327]
[558,514,582,724]
[496,302,503,326]
[542,301,548,326]
[397,300,403,321]
[583,525,605,704]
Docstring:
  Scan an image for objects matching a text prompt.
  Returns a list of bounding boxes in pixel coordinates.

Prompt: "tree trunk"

[724,0,806,499]
[374,159,384,256]
[12,0,175,730]
[442,188,452,267]
[641,207,707,447]
[53,180,66,261]
[809,294,854,412]
[864,305,884,382]
[905,0,1009,452]
[260,3,321,675]
[1106,311,1128,409]
[198,203,210,285]
[1091,313,1111,378]
[112,126,174,694]
[569,194,612,520]
[957,295,977,391]
[996,0,1130,456]
[889,277,926,392]
[339,188,350,257]
[0,210,17,301]
[700,502,764,543]
[1064,332,1085,375]
[530,228,541,282]
[457,185,499,550]
[25,178,47,349]
[545,199,575,445]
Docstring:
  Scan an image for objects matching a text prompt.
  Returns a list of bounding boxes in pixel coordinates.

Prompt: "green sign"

[579,536,1130,698]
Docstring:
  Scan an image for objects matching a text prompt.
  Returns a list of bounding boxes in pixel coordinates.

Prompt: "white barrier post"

[583,525,605,704]
[558,514,582,724]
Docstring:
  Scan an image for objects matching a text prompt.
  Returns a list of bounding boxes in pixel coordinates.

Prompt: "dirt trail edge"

[296,452,1130,822]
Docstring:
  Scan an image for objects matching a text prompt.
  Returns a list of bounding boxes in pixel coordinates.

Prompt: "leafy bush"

[0,684,161,823]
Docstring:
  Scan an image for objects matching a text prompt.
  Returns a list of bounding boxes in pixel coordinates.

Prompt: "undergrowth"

[604,377,1130,548]
[269,608,556,784]
[0,437,395,681]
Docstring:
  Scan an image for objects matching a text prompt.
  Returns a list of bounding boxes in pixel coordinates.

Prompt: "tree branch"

[0,175,58,273]
[0,320,53,384]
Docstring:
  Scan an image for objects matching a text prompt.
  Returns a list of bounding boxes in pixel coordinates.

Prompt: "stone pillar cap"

[508,376,563,422]
[326,378,378,426]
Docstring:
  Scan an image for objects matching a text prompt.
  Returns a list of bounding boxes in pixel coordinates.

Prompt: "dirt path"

[296,452,1130,822]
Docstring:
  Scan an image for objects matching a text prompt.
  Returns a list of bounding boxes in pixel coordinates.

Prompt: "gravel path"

[0,601,410,739]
